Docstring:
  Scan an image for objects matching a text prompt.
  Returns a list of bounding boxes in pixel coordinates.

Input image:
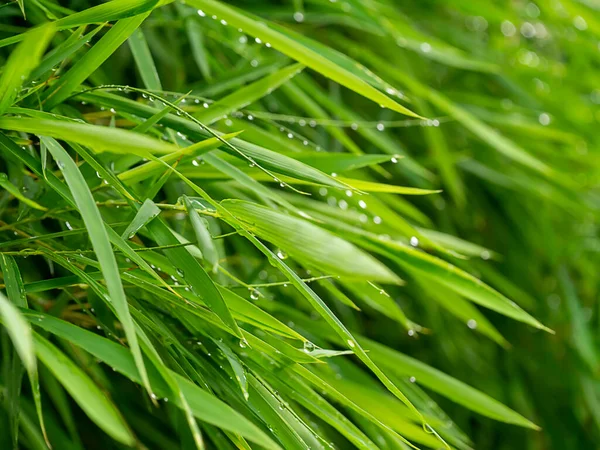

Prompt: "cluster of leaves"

[0,0,598,449]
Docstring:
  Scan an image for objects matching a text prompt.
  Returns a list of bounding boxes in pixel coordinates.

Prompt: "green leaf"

[194,63,304,124]
[0,290,35,384]
[361,336,539,429]
[24,312,281,450]
[0,118,180,155]
[43,15,149,109]
[128,28,162,91]
[54,0,160,29]
[41,137,153,403]
[33,333,136,446]
[0,23,55,114]
[0,173,47,211]
[223,199,401,283]
[184,196,219,272]
[121,198,161,240]
[186,0,420,118]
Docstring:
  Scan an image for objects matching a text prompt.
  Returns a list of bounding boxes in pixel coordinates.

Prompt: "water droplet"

[376,122,385,131]
[239,338,249,348]
[358,200,367,209]
[276,249,287,259]
[480,250,491,260]
[573,16,588,31]
[249,288,260,300]
[373,216,382,225]
[391,157,398,163]
[520,22,536,38]
[303,341,315,352]
[293,11,305,22]
[408,329,415,337]
[197,9,206,16]
[409,376,416,383]
[347,340,356,348]
[538,112,550,126]
[150,392,157,400]
[176,268,185,277]
[65,221,73,230]
[255,37,262,44]
[420,42,432,53]
[467,319,478,329]
[501,20,516,37]
[410,236,419,247]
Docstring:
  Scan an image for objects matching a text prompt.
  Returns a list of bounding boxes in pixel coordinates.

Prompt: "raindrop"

[573,16,588,31]
[293,11,305,22]
[176,268,185,277]
[239,338,249,348]
[373,216,382,225]
[358,200,367,209]
[410,236,419,247]
[538,112,550,126]
[255,37,262,44]
[467,319,478,329]
[420,42,432,53]
[408,329,415,337]
[525,2,540,18]
[346,340,356,348]
[520,22,536,38]
[197,9,206,16]
[249,289,260,300]
[501,20,516,37]
[276,249,287,259]
[409,376,416,383]
[376,122,385,131]
[391,157,398,163]
[480,250,491,260]
[65,221,73,230]
[303,341,315,353]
